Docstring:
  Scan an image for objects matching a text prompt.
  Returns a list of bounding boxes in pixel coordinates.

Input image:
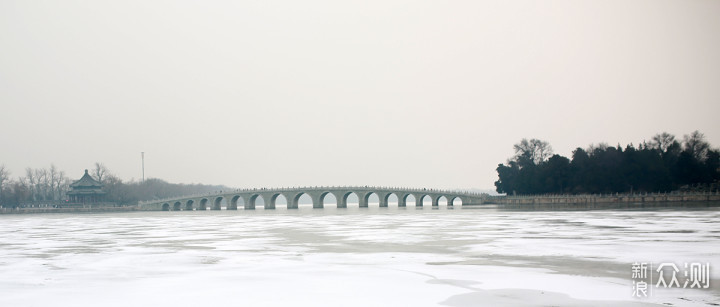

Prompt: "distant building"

[67,169,106,204]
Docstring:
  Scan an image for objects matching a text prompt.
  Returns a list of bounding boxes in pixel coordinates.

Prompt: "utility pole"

[141,152,145,183]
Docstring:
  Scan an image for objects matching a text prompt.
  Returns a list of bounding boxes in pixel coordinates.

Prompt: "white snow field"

[1,206,718,306]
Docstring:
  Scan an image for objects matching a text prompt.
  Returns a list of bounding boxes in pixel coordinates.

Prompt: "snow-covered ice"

[0,206,718,306]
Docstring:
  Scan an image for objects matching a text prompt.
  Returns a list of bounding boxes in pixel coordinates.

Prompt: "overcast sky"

[1,0,719,190]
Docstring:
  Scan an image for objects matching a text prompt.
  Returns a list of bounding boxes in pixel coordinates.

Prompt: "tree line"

[494,131,720,195]
[0,164,71,206]
[0,163,231,207]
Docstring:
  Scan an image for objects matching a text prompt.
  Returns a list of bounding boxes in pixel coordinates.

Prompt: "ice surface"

[0,208,718,306]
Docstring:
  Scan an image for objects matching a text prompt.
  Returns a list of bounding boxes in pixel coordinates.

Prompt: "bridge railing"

[138,186,487,206]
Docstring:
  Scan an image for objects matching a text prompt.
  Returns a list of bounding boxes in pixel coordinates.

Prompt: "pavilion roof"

[69,169,104,188]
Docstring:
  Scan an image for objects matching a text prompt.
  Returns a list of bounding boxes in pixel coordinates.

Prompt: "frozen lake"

[1,206,718,306]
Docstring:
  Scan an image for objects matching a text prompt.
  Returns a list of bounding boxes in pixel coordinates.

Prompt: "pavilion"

[67,169,106,204]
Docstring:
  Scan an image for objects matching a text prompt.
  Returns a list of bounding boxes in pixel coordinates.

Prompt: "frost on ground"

[0,207,718,306]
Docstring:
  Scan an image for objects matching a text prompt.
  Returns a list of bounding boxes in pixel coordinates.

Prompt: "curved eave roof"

[70,170,104,188]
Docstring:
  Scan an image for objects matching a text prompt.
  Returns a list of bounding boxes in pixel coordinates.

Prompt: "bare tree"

[25,168,37,201]
[586,142,610,155]
[0,165,10,205]
[35,168,49,201]
[24,167,54,202]
[46,164,69,201]
[54,170,67,201]
[513,138,553,166]
[59,176,72,200]
[103,174,126,203]
[650,132,678,153]
[683,130,710,161]
[8,181,30,208]
[92,162,108,183]
[49,164,59,201]
[532,139,553,164]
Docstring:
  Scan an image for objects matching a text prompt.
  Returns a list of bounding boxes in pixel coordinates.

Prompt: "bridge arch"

[162,203,170,211]
[199,198,209,210]
[213,197,224,210]
[362,192,380,208]
[269,193,287,209]
[435,195,448,207]
[247,194,263,210]
[173,201,181,211]
[379,192,398,207]
[449,196,461,206]
[185,199,195,210]
[290,192,313,209]
[400,193,416,207]
[229,195,243,210]
[340,191,359,208]
[319,191,338,208]
[419,195,432,207]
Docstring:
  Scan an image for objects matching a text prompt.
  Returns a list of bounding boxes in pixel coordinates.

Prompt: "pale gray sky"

[2,0,719,190]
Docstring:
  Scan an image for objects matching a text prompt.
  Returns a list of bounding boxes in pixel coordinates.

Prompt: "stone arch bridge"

[138,186,486,211]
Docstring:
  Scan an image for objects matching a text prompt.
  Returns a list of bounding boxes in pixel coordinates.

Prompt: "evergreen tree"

[495,132,719,194]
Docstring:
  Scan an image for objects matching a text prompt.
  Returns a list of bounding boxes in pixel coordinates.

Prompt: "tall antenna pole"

[141,152,145,183]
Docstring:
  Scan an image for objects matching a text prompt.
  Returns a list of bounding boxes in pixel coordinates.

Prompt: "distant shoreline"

[486,192,720,203]
[3,201,720,215]
[489,201,720,211]
[486,192,720,210]
[0,207,138,215]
